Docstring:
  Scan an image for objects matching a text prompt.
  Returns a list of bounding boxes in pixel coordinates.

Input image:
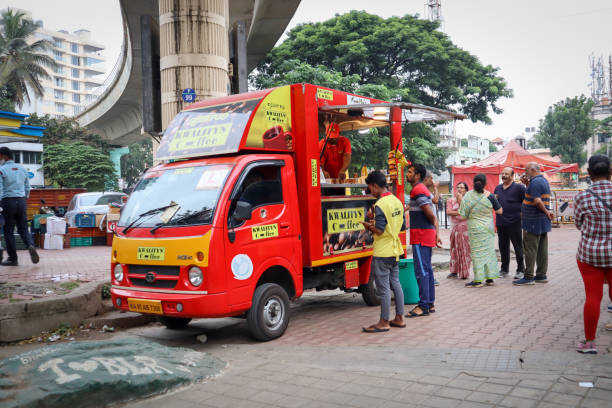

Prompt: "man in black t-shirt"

[494,167,526,279]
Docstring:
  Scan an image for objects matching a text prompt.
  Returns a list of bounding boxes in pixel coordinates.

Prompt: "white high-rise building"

[5,8,106,117]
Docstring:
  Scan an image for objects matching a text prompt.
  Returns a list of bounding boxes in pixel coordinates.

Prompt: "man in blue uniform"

[0,147,39,265]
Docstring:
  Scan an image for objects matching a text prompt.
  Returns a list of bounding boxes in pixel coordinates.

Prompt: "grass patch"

[60,282,80,291]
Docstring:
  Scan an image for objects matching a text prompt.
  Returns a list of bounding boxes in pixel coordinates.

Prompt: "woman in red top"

[575,155,612,354]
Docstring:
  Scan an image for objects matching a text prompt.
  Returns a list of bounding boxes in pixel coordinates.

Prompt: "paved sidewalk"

[117,225,612,408]
[0,246,109,283]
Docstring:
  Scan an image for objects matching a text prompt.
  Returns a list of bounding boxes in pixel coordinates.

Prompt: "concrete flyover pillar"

[159,0,229,130]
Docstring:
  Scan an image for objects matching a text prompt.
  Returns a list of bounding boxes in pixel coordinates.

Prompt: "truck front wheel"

[247,283,290,341]
[158,316,192,329]
[360,274,380,306]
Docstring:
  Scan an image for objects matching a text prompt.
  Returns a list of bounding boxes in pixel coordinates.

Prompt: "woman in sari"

[459,174,503,287]
[446,182,471,279]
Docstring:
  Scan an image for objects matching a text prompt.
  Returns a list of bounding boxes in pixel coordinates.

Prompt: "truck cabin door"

[224,160,297,305]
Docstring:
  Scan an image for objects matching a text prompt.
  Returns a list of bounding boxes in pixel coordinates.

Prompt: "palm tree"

[0,9,57,109]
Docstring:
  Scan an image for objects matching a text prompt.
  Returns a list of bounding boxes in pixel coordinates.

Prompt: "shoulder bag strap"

[465,193,487,218]
[587,188,612,213]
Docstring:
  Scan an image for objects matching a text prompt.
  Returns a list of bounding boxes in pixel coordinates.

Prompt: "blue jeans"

[413,244,435,311]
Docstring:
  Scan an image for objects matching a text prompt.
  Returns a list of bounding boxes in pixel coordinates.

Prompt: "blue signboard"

[181,88,196,103]
[28,171,34,179]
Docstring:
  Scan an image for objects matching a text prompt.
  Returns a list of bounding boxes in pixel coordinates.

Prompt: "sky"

[2,0,612,142]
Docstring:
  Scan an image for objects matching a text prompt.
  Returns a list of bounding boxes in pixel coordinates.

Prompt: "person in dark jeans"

[0,147,39,265]
[494,167,526,279]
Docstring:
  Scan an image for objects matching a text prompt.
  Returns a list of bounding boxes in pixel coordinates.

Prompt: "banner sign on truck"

[321,198,375,256]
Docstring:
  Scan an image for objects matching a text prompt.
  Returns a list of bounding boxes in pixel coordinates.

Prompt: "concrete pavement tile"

[465,391,504,404]
[177,389,221,403]
[419,395,462,408]
[510,387,547,400]
[594,377,612,390]
[420,375,453,386]
[404,382,442,394]
[549,382,589,396]
[435,387,473,400]
[517,380,554,390]
[535,403,562,408]
[214,375,252,386]
[192,381,234,396]
[191,395,245,408]
[348,394,394,408]
[315,391,356,405]
[447,379,485,391]
[477,382,513,394]
[336,382,373,395]
[587,388,612,400]
[498,396,539,408]
[542,391,582,406]
[311,378,347,391]
[362,385,401,400]
[250,390,284,404]
[581,397,612,408]
[456,402,494,408]
[391,390,429,405]
[273,395,312,408]
[291,385,329,400]
[381,400,417,408]
[290,375,320,387]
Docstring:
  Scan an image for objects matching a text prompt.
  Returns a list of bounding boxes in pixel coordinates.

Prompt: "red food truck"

[110,84,464,340]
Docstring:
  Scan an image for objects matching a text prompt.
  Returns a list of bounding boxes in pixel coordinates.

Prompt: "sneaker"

[513,278,535,286]
[534,276,548,283]
[447,273,458,279]
[465,281,483,288]
[434,279,439,286]
[576,340,597,354]
[606,323,612,331]
[485,279,494,286]
[500,270,509,278]
[514,272,524,280]
[28,246,39,264]
[607,305,612,313]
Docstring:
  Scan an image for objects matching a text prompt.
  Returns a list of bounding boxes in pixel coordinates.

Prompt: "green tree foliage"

[255,11,512,124]
[24,113,109,151]
[252,11,511,174]
[0,9,57,108]
[44,142,117,190]
[120,139,153,189]
[489,143,498,152]
[460,138,468,147]
[534,96,596,166]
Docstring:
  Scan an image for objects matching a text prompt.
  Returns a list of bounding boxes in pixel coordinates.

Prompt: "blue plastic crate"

[75,213,96,228]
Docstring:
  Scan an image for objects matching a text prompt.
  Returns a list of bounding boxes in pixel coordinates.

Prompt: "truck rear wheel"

[360,273,380,306]
[158,316,192,329]
[247,283,290,341]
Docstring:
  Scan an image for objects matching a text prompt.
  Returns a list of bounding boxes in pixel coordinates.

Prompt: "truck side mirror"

[233,200,252,222]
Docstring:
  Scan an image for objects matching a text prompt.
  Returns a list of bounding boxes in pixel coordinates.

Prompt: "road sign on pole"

[181,88,196,103]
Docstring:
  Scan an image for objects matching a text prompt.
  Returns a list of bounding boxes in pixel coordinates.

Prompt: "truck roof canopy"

[320,102,467,132]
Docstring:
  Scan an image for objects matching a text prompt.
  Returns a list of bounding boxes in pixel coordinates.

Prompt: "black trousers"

[2,197,34,261]
[497,221,524,273]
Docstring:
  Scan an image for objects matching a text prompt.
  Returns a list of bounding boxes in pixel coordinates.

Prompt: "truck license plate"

[127,298,163,315]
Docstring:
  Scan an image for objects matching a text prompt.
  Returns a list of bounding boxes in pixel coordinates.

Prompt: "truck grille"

[127,265,180,289]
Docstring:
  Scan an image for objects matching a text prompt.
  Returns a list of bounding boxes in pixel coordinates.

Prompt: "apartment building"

[9,8,106,117]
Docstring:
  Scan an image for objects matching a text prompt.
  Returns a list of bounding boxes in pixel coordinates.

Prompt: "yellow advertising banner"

[327,208,365,234]
[316,88,333,100]
[246,86,293,150]
[252,223,279,240]
[168,124,231,152]
[345,260,359,270]
[311,159,318,187]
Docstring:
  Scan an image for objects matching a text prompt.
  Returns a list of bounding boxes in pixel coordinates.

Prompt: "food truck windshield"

[156,98,261,160]
[118,164,232,229]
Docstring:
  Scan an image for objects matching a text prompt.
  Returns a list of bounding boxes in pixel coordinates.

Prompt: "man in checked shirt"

[574,155,612,354]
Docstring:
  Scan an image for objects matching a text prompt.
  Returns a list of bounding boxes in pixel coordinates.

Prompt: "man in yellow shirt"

[361,171,406,332]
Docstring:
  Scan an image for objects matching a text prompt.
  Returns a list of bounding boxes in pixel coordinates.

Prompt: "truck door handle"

[280,223,290,229]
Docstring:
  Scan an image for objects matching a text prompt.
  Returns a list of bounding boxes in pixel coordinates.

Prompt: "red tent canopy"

[451,141,578,190]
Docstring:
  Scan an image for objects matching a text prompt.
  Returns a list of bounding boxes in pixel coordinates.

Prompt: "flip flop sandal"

[389,321,406,328]
[406,309,429,318]
[429,307,436,313]
[362,325,390,333]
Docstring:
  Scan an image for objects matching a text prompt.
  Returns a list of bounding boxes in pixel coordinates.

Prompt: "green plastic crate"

[70,237,92,246]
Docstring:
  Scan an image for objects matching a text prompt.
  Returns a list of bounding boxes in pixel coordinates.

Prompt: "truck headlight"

[188,266,203,287]
[113,264,124,282]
